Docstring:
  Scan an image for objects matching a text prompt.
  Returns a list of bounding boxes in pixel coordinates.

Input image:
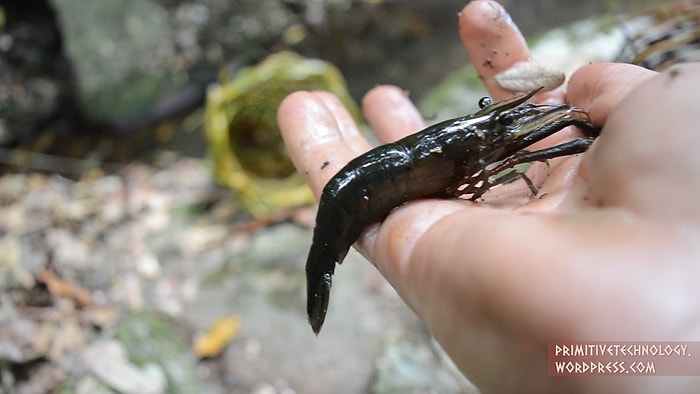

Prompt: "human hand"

[278,1,700,393]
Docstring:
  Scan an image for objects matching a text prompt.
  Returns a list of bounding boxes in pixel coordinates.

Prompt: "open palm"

[278,1,700,393]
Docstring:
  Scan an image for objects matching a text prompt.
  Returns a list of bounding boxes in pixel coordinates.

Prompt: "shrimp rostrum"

[306,88,599,334]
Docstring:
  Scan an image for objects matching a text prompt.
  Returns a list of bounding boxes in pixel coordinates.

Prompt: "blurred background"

[0,0,671,152]
[0,0,689,393]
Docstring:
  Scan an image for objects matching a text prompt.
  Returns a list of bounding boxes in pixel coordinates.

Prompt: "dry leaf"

[36,269,92,307]
[193,315,240,358]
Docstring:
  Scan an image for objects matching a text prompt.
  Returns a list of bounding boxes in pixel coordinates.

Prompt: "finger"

[583,63,700,223]
[567,63,656,125]
[278,90,371,198]
[313,91,371,156]
[460,1,554,102]
[362,85,425,143]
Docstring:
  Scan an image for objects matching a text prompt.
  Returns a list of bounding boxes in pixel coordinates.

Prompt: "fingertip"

[459,0,514,34]
[362,84,408,106]
[361,85,409,116]
[277,90,309,127]
[567,63,656,125]
[278,90,323,160]
[362,84,424,143]
[277,90,368,198]
[277,90,325,154]
[459,1,532,99]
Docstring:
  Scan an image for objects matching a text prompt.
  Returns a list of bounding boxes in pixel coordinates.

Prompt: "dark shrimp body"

[306,89,599,334]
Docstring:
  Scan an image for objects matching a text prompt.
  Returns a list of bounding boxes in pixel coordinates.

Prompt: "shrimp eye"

[478,97,493,109]
[497,114,514,126]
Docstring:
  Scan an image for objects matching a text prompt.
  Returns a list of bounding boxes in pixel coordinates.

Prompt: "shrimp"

[306,88,599,334]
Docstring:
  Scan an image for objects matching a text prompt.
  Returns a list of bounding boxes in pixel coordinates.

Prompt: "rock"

[372,335,477,394]
[115,310,206,394]
[83,340,165,394]
[50,0,178,125]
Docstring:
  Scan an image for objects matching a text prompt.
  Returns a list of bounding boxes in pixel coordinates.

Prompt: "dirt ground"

[0,156,477,393]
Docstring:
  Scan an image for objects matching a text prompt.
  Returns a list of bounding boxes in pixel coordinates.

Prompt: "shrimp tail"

[306,223,354,335]
[305,189,359,332]
[306,243,335,335]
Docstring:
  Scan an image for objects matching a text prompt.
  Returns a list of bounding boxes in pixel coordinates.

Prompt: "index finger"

[277,90,371,198]
[567,63,656,125]
[459,0,562,103]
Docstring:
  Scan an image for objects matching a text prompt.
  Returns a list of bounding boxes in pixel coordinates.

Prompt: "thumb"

[567,63,655,125]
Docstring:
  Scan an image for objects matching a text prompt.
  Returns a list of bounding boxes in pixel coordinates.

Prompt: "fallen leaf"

[193,315,240,358]
[36,269,92,307]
